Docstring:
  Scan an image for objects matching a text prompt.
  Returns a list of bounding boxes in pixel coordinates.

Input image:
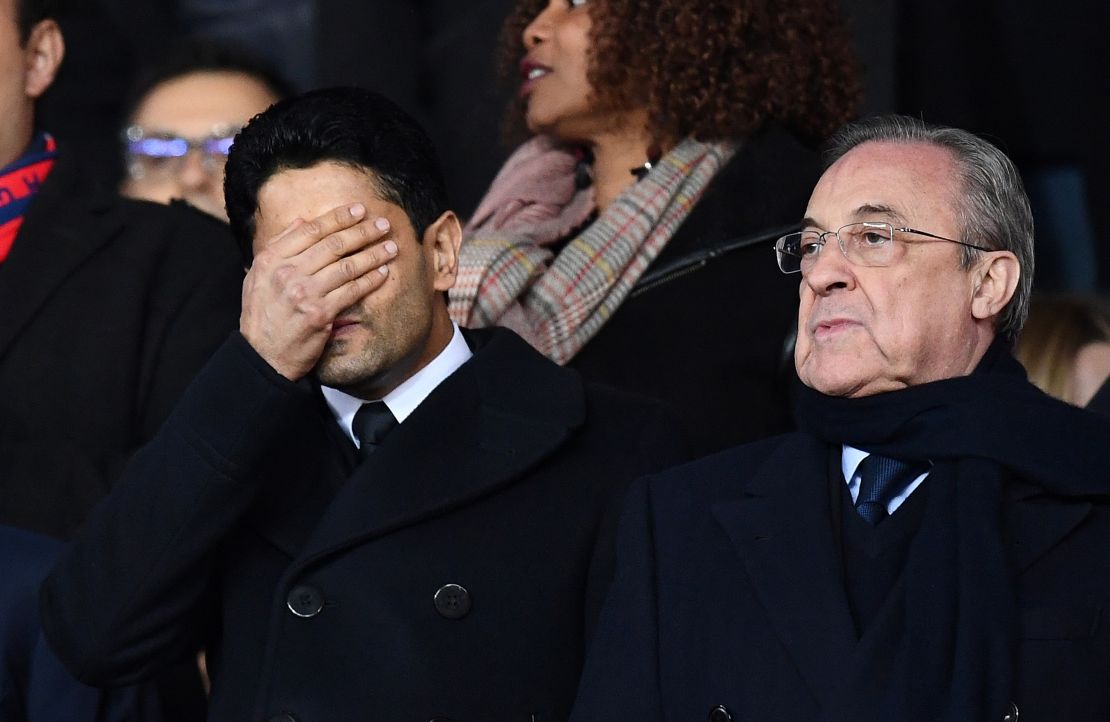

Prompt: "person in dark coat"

[569,116,1110,722]
[0,0,243,542]
[449,0,861,456]
[41,87,687,722]
[2,4,241,718]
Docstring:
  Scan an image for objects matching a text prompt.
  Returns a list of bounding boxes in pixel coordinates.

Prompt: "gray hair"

[824,114,1034,343]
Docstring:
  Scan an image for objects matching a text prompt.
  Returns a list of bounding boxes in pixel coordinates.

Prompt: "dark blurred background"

[40,0,1108,290]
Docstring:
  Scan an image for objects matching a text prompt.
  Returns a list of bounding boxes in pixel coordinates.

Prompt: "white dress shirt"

[842,445,931,515]
[319,323,472,448]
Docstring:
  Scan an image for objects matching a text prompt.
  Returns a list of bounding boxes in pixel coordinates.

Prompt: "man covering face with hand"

[42,87,686,722]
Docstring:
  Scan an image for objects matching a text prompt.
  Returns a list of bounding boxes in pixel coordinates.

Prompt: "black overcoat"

[41,327,687,722]
[0,151,243,539]
[569,128,820,457]
[571,432,1110,721]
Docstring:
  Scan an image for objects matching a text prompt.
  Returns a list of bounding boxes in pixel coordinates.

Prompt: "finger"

[322,264,391,317]
[298,215,392,275]
[251,217,307,259]
[312,237,398,294]
[270,217,305,245]
[269,203,367,258]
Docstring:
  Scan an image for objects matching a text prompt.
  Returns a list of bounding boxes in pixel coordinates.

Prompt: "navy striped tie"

[855,455,926,525]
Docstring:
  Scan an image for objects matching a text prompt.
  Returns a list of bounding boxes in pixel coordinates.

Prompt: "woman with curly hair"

[449,0,861,455]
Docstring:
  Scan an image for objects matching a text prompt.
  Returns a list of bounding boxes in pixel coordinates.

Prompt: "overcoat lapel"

[712,433,857,707]
[288,329,585,576]
[245,392,357,559]
[0,155,121,361]
[1003,481,1092,574]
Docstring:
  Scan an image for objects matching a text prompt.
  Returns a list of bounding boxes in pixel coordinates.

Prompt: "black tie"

[855,454,926,525]
[351,401,397,461]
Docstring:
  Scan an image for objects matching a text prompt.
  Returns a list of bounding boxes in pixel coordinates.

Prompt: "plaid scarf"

[0,132,58,264]
[449,136,735,364]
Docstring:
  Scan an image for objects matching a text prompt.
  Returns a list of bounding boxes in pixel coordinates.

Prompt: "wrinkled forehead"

[805,141,962,231]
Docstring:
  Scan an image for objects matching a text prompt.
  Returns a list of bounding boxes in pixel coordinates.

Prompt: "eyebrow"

[800,203,909,230]
[852,203,909,224]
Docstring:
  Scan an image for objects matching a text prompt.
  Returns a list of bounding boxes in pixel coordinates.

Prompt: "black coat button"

[286,585,324,618]
[1003,702,1019,721]
[433,583,471,619]
[709,705,733,722]
[266,715,298,722]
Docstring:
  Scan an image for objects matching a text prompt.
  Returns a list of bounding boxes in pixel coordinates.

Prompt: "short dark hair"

[123,39,295,124]
[224,86,450,261]
[17,0,61,42]
[824,115,1035,343]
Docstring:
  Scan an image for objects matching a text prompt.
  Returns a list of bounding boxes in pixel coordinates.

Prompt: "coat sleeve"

[39,334,317,687]
[570,477,666,722]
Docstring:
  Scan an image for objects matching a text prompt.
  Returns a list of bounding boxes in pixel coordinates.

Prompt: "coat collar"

[710,433,1094,709]
[711,433,858,707]
[282,327,585,575]
[1003,480,1092,574]
[0,151,121,361]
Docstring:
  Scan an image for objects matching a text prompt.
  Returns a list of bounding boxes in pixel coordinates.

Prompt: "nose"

[522,3,554,51]
[803,235,856,296]
[175,149,212,192]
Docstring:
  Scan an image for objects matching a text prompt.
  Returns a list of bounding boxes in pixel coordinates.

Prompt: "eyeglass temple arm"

[896,227,991,252]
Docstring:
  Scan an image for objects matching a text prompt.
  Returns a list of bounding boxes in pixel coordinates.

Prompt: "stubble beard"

[313,330,391,392]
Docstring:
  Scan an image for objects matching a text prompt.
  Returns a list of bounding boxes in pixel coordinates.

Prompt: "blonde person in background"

[121,39,291,220]
[1015,293,1110,407]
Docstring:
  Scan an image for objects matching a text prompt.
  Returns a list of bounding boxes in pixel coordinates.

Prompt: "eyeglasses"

[123,125,238,181]
[773,221,993,274]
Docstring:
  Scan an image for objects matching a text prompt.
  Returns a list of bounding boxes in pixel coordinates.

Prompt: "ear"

[970,250,1020,322]
[424,210,462,292]
[22,19,64,99]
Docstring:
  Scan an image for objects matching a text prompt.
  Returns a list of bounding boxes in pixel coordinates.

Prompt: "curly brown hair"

[500,0,861,146]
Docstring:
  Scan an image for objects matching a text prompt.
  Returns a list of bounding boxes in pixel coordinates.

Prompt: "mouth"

[811,317,861,340]
[518,58,552,96]
[330,317,360,338]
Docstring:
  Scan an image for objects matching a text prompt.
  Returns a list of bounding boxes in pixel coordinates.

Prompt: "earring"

[630,145,662,180]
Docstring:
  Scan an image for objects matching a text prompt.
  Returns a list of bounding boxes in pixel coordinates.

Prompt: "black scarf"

[793,339,1110,721]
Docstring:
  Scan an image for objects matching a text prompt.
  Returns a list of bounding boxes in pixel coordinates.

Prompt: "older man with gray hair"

[569,115,1110,722]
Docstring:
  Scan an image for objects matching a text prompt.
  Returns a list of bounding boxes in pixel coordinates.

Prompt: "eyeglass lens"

[126,133,235,180]
[776,222,896,273]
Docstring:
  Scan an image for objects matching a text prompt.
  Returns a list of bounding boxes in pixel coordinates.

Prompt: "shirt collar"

[841,444,869,484]
[841,444,932,515]
[320,323,472,444]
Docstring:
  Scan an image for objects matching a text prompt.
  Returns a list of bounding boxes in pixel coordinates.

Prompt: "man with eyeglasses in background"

[569,115,1110,722]
[0,1,240,717]
[120,39,292,220]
